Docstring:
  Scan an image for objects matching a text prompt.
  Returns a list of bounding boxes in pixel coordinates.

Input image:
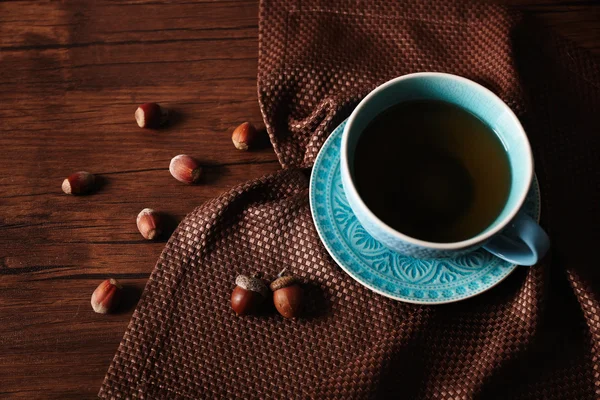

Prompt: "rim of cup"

[340,72,533,250]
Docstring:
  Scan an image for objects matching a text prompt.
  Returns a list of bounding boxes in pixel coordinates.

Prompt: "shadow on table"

[115,284,144,314]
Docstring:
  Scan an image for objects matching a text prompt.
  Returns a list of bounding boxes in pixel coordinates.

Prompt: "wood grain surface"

[0,1,598,398]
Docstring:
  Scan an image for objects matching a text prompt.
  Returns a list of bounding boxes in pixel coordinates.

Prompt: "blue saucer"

[309,120,540,304]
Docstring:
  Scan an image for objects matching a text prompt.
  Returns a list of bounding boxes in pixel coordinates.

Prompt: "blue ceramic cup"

[341,72,550,265]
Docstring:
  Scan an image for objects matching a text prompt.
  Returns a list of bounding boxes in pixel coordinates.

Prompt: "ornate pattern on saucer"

[309,120,540,304]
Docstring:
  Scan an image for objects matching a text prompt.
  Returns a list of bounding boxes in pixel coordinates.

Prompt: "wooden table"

[0,1,598,398]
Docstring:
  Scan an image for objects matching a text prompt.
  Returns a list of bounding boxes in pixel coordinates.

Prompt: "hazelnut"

[231,275,268,316]
[62,171,95,195]
[232,122,258,151]
[135,103,168,128]
[91,278,122,314]
[136,208,161,240]
[270,275,303,319]
[169,154,202,184]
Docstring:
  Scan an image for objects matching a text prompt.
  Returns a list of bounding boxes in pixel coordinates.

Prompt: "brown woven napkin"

[99,0,600,398]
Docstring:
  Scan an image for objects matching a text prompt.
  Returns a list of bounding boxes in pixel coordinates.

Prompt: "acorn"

[231,275,268,316]
[270,274,303,319]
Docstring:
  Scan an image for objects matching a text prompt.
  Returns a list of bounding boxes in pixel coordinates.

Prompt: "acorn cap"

[235,275,268,298]
[270,276,298,291]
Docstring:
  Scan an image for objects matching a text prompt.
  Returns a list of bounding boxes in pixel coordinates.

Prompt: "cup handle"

[483,213,550,266]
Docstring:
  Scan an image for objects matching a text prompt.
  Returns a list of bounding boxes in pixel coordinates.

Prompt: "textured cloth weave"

[100,1,600,398]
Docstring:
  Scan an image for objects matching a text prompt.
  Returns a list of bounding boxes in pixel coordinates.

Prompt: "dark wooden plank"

[0,1,598,398]
[0,1,277,398]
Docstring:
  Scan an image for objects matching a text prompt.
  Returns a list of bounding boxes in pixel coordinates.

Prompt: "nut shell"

[235,275,269,298]
[269,275,297,291]
[135,102,168,128]
[62,171,95,195]
[273,284,303,319]
[136,208,161,240]
[91,278,123,314]
[231,122,258,151]
[231,286,265,316]
[169,154,203,184]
